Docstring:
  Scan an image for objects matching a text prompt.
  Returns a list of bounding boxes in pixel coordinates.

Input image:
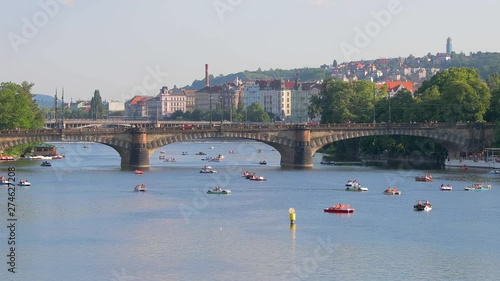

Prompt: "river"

[1,140,499,281]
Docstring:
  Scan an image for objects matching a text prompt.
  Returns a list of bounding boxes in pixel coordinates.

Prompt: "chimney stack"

[205,64,210,87]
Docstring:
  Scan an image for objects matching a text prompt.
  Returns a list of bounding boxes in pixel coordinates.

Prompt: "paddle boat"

[415,174,433,182]
[0,156,15,161]
[414,200,432,211]
[209,155,223,162]
[259,160,267,165]
[0,176,8,185]
[41,161,52,167]
[18,179,31,186]
[383,187,401,195]
[464,183,492,191]
[200,165,217,173]
[182,152,188,155]
[249,174,266,181]
[257,149,263,153]
[440,184,453,191]
[206,186,231,195]
[345,180,368,192]
[323,203,355,214]
[164,157,177,163]
[134,184,147,192]
[135,169,143,174]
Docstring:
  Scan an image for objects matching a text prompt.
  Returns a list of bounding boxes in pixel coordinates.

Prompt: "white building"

[105,100,124,112]
[255,80,295,121]
[290,82,322,123]
[158,86,186,117]
[243,83,260,108]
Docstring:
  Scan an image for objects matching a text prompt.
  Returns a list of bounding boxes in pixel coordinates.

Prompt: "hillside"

[33,94,56,109]
[185,52,500,90]
[186,67,330,90]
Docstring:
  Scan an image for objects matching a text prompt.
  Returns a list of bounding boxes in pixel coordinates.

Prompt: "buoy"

[289,208,296,225]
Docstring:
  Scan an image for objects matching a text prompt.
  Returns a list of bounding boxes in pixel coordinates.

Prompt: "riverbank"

[445,159,500,169]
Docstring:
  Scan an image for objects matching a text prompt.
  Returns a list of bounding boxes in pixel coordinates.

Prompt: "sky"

[1,0,499,102]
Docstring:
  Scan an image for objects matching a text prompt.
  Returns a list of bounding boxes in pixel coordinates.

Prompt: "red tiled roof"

[385,81,414,92]
[129,96,151,105]
[284,81,295,90]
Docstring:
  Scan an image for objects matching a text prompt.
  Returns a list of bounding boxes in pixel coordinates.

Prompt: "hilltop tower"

[446,37,452,55]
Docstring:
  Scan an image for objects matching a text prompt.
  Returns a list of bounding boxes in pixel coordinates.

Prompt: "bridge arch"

[309,129,469,154]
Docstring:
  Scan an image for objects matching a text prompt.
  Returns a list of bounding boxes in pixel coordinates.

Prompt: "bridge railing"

[2,122,495,136]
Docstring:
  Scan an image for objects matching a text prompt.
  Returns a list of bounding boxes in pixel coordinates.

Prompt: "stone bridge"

[0,122,496,169]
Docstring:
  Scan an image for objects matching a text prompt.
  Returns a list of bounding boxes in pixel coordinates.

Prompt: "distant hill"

[186,67,330,90]
[185,52,500,90]
[33,94,60,109]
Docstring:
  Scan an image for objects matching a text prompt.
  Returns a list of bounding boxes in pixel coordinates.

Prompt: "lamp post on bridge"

[373,87,377,124]
[388,92,392,124]
[209,87,212,126]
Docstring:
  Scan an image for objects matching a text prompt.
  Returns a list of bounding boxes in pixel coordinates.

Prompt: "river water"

[1,141,499,281]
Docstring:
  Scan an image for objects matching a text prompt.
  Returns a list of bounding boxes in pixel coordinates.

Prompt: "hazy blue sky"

[2,0,499,101]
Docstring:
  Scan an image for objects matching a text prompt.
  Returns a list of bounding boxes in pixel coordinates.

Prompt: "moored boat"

[383,187,401,195]
[134,184,147,191]
[135,169,143,174]
[323,203,355,213]
[440,184,453,191]
[414,200,432,211]
[0,156,15,161]
[415,174,433,182]
[206,186,231,194]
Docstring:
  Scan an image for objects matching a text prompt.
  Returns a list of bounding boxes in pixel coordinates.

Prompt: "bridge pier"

[280,127,313,169]
[127,128,150,168]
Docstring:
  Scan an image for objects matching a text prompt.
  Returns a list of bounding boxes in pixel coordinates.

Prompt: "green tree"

[310,78,377,124]
[415,67,491,122]
[246,102,270,122]
[89,90,105,119]
[0,81,44,130]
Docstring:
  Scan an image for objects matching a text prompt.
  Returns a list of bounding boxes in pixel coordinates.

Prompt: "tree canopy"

[0,81,44,130]
[89,90,105,119]
[415,67,491,122]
